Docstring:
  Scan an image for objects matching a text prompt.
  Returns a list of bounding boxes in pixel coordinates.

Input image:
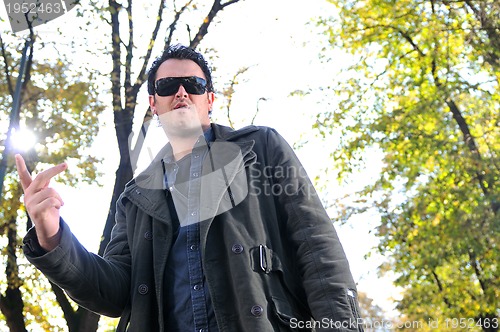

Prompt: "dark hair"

[147,44,214,95]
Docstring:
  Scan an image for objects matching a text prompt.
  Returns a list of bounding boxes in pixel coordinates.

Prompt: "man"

[17,45,363,331]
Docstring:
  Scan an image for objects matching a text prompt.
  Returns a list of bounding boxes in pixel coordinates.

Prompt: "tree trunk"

[0,288,27,332]
[75,310,100,332]
[98,107,134,256]
[0,217,27,332]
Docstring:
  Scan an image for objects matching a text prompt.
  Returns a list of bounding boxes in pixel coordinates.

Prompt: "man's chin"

[163,122,204,138]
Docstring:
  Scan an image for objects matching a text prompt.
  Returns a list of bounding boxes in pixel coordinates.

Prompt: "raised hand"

[15,154,67,251]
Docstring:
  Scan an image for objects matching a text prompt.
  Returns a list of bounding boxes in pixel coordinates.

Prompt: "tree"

[0,31,105,331]
[99,0,242,259]
[2,0,243,330]
[318,0,499,329]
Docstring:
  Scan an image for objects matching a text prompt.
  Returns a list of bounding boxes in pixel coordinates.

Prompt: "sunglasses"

[155,76,207,96]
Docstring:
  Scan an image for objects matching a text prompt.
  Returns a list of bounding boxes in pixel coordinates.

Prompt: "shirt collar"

[162,126,214,164]
[203,125,215,143]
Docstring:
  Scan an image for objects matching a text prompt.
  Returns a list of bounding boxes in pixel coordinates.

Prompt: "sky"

[1,0,400,318]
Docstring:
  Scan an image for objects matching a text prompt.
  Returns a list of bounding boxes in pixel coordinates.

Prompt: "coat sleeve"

[23,197,132,317]
[265,128,363,331]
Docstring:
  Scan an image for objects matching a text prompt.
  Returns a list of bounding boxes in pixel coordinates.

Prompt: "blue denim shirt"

[163,128,219,332]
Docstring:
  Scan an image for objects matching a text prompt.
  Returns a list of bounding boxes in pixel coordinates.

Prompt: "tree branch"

[224,66,250,128]
[431,270,452,308]
[20,24,36,95]
[393,26,425,57]
[0,34,14,96]
[109,0,123,112]
[252,97,267,125]
[221,0,240,8]
[132,0,167,96]
[166,0,193,47]
[463,0,500,70]
[427,27,498,214]
[467,250,489,297]
[49,282,78,330]
[445,98,499,214]
[124,0,134,92]
[189,0,241,49]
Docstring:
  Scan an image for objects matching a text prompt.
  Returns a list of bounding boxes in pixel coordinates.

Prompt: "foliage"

[0,31,105,331]
[2,0,244,330]
[318,0,499,326]
[357,291,394,330]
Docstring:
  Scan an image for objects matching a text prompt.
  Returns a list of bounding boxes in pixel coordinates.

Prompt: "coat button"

[251,305,263,317]
[144,231,153,241]
[138,284,149,295]
[231,244,244,254]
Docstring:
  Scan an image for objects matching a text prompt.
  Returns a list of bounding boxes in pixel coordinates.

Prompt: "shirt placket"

[187,141,210,332]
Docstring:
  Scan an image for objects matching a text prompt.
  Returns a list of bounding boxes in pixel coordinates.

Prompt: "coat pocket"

[271,296,314,332]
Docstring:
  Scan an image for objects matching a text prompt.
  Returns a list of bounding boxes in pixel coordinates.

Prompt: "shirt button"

[190,211,197,216]
[193,284,202,291]
[144,231,153,241]
[190,244,198,251]
[193,172,199,177]
[138,284,149,295]
[194,154,200,159]
[231,244,244,254]
[251,305,263,317]
[169,186,174,192]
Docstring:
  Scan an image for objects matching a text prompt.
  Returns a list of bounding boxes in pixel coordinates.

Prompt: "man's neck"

[168,125,211,161]
[169,136,200,161]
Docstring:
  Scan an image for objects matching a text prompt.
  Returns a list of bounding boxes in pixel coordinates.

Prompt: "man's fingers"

[15,154,32,190]
[37,197,64,212]
[30,162,67,191]
[27,188,64,209]
[16,154,67,193]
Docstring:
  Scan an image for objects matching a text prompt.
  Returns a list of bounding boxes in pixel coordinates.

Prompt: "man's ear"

[149,95,156,114]
[207,92,215,110]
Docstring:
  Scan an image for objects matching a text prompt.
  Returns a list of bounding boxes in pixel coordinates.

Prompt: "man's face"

[149,59,214,137]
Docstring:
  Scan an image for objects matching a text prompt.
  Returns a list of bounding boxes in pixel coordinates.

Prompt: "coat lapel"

[199,138,257,254]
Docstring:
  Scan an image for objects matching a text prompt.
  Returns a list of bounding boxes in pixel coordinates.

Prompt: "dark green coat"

[24,124,363,331]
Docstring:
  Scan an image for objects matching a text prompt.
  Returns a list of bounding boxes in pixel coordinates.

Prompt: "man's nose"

[175,84,188,98]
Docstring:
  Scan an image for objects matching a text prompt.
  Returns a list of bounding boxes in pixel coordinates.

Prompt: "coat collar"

[211,123,259,141]
[122,123,259,222]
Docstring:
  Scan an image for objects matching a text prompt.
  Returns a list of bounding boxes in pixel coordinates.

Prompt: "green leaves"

[320,0,499,322]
